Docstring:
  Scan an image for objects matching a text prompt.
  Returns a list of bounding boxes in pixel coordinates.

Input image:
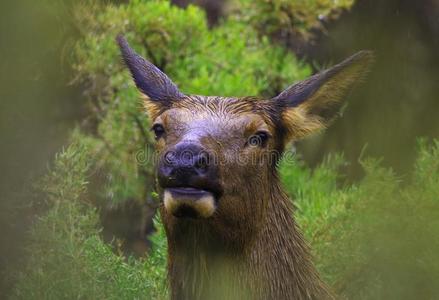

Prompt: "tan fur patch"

[142,94,162,120]
[282,107,325,140]
[164,190,216,218]
[278,51,373,142]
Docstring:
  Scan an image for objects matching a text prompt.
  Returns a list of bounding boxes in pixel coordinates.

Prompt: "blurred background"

[1,0,439,298]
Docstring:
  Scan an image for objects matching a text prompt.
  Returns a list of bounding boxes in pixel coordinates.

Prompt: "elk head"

[117,35,372,244]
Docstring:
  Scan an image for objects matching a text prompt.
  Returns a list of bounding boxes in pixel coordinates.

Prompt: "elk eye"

[247,131,270,148]
[151,123,165,140]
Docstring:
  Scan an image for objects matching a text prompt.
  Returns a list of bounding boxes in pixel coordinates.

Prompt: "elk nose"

[158,143,216,186]
[158,142,222,219]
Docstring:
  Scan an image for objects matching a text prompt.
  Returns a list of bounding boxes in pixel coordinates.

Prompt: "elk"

[117,35,372,300]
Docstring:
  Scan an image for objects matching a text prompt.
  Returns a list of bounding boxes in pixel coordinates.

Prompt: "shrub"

[230,0,355,42]
[13,133,167,299]
[280,141,439,299]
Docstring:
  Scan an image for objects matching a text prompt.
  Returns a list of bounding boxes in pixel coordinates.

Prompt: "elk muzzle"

[158,142,222,218]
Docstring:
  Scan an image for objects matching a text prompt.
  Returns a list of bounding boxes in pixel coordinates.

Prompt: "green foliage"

[13,137,167,300]
[280,153,348,240]
[75,0,309,97]
[280,141,439,299]
[40,130,93,205]
[231,0,355,40]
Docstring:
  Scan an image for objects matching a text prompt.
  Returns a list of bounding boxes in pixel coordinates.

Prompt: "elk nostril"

[196,152,210,171]
[164,151,176,166]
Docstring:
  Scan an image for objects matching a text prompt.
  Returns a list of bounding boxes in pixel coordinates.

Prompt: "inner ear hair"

[273,51,374,140]
[142,94,166,121]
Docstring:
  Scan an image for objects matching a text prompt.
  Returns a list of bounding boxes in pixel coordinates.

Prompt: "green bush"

[230,0,355,41]
[13,133,168,299]
[280,141,439,299]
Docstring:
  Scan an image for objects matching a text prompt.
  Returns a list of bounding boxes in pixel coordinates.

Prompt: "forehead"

[158,96,271,133]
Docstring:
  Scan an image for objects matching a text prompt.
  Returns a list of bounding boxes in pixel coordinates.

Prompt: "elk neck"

[161,175,333,299]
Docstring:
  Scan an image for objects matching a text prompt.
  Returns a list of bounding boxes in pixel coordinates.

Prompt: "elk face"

[152,96,278,221]
[117,36,373,223]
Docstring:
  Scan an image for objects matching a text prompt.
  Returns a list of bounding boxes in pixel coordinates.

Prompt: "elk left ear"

[117,35,184,119]
[273,51,374,141]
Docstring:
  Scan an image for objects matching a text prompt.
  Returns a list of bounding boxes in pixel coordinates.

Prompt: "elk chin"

[163,188,216,219]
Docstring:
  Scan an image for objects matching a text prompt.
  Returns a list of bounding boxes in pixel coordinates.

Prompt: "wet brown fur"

[117,36,373,300]
[154,96,334,300]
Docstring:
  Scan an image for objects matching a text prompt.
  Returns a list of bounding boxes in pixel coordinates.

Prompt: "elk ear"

[116,35,184,118]
[273,51,374,141]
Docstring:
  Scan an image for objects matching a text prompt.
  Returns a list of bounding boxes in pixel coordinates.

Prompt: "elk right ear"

[272,51,374,141]
[117,35,184,118]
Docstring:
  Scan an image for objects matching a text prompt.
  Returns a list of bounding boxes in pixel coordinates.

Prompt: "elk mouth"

[163,187,218,219]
